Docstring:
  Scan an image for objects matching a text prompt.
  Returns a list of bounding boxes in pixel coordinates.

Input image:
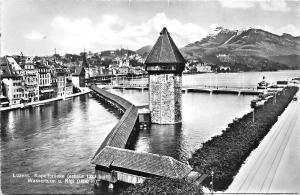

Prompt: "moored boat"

[257,76,269,89]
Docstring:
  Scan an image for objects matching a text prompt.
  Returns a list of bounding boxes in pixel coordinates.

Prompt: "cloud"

[254,24,300,36]
[25,31,46,40]
[258,0,290,12]
[50,13,207,53]
[218,0,290,12]
[218,0,256,9]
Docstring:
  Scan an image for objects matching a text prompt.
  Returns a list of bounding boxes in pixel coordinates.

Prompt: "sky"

[1,0,300,56]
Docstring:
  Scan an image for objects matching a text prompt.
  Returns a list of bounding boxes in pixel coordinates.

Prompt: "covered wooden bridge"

[90,85,207,188]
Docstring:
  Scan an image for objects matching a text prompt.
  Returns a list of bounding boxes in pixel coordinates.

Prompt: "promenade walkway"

[227,88,300,193]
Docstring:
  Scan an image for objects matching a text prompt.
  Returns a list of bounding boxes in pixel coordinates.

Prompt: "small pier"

[109,84,262,96]
[90,85,205,189]
[112,85,149,91]
[185,86,262,95]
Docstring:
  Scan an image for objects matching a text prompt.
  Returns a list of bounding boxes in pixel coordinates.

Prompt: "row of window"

[39,80,50,86]
[13,94,22,99]
[26,77,37,82]
[14,88,23,93]
[39,68,50,73]
[39,74,50,78]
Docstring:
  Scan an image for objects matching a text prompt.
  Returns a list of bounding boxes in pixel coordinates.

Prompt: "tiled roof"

[145,27,185,65]
[91,146,192,179]
[73,66,85,76]
[97,106,138,150]
[0,57,18,78]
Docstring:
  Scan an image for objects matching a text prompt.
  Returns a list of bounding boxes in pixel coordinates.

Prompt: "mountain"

[181,27,300,70]
[136,45,152,58]
[183,27,300,56]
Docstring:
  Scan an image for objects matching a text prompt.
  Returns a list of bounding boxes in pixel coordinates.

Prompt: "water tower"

[145,27,186,124]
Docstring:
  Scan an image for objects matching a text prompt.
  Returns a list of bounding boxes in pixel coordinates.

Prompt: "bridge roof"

[96,106,138,151]
[91,146,192,179]
[145,27,185,65]
[90,86,138,159]
[91,86,133,110]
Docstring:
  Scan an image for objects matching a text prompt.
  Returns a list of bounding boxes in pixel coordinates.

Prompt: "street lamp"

[211,170,214,195]
[252,108,255,123]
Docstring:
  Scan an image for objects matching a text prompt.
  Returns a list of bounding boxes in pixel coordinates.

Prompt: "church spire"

[82,50,89,68]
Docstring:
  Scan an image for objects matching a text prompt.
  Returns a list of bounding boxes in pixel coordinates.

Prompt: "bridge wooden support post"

[94,178,101,188]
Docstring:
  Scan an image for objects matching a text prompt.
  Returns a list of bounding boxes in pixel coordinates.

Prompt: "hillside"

[269,54,300,68]
[136,45,152,58]
[181,27,300,70]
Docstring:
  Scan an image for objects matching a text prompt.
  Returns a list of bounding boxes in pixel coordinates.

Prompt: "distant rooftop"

[0,57,20,78]
[72,66,85,76]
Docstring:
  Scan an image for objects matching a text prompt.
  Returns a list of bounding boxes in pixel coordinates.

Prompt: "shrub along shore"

[189,86,299,191]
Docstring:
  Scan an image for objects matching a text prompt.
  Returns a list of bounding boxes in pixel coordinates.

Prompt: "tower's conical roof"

[145,27,185,65]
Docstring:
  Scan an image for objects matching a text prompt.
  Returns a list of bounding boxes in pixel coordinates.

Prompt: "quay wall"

[0,89,90,112]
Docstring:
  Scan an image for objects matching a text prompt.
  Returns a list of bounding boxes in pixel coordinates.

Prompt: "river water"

[1,95,121,194]
[1,70,300,194]
[107,89,254,162]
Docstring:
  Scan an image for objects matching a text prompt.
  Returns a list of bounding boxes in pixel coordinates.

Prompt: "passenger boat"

[257,76,269,89]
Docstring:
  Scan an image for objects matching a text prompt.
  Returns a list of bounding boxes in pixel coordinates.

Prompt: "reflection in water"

[1,94,120,194]
[136,123,185,161]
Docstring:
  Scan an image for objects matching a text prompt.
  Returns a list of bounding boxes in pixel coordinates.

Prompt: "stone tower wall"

[149,74,182,124]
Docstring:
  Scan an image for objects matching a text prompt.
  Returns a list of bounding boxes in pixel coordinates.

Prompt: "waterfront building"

[65,78,73,96]
[72,66,85,88]
[132,66,146,75]
[23,62,39,102]
[196,63,212,73]
[109,64,119,75]
[37,64,55,100]
[0,57,24,105]
[56,69,67,97]
[145,27,185,124]
[118,66,131,75]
